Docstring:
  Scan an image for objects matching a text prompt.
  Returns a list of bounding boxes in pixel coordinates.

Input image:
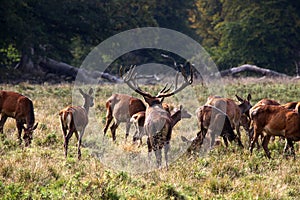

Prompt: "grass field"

[0,77,299,199]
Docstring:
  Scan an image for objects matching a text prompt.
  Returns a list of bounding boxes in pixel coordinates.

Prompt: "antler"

[156,64,193,98]
[120,64,193,99]
[120,65,153,98]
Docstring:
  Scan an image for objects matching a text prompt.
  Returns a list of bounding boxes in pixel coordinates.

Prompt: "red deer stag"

[121,65,193,169]
[0,90,38,146]
[249,103,300,159]
[196,105,244,149]
[205,94,252,143]
[59,88,94,160]
[103,94,146,142]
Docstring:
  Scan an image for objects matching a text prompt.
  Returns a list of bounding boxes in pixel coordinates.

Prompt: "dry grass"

[0,78,300,199]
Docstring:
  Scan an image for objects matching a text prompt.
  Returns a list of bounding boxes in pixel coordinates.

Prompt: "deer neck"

[83,102,90,114]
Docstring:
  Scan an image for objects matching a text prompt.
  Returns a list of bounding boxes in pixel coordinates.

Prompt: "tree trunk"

[295,61,300,77]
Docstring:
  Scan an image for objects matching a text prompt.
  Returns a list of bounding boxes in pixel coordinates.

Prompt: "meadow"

[0,77,299,200]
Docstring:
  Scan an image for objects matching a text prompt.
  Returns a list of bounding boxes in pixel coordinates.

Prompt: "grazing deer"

[250,103,300,159]
[0,90,38,146]
[121,65,193,169]
[131,105,191,146]
[103,94,146,141]
[196,105,244,149]
[59,88,94,160]
[205,94,252,142]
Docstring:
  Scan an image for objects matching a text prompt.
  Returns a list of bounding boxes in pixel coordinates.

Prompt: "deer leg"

[209,130,215,149]
[284,139,295,160]
[248,126,256,149]
[235,124,241,141]
[138,126,144,147]
[164,141,170,170]
[16,120,23,145]
[147,137,153,165]
[103,112,113,136]
[154,148,162,169]
[262,135,271,159]
[249,127,260,154]
[61,125,68,138]
[223,135,229,147]
[110,122,119,141]
[64,130,74,158]
[290,141,296,160]
[283,139,289,156]
[77,130,85,160]
[125,121,131,142]
[133,125,144,147]
[132,122,138,143]
[234,134,244,148]
[0,114,8,134]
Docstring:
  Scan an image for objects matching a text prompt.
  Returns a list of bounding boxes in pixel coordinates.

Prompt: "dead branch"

[220,64,288,77]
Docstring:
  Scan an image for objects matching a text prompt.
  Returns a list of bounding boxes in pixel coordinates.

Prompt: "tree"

[0,0,157,73]
[189,0,300,74]
[154,0,198,40]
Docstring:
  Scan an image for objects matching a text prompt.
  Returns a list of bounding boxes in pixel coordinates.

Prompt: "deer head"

[79,88,94,112]
[236,93,252,116]
[23,123,38,147]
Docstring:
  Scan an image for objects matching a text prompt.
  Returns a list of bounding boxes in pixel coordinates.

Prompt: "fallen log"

[39,58,122,83]
[220,64,288,77]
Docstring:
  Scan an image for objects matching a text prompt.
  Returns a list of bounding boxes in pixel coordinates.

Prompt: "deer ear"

[79,89,85,96]
[247,94,252,101]
[88,88,93,95]
[179,105,183,110]
[235,95,243,102]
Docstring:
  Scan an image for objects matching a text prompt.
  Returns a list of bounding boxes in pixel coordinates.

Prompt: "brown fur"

[282,101,298,110]
[59,88,94,160]
[131,105,189,146]
[205,94,252,142]
[103,94,146,141]
[196,105,243,149]
[250,105,300,159]
[0,90,38,146]
[248,98,281,146]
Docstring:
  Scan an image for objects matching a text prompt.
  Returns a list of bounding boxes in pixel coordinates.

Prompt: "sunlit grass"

[0,78,299,199]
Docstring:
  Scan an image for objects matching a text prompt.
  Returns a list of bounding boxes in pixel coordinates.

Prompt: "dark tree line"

[0,0,299,82]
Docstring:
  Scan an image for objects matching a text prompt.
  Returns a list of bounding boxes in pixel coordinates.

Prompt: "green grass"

[0,78,299,199]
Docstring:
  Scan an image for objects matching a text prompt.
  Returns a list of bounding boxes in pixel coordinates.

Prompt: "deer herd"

[0,66,300,169]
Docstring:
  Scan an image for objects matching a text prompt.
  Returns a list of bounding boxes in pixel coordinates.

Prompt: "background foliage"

[0,0,300,74]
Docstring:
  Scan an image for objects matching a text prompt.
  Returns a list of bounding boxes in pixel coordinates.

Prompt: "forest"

[1,0,300,83]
